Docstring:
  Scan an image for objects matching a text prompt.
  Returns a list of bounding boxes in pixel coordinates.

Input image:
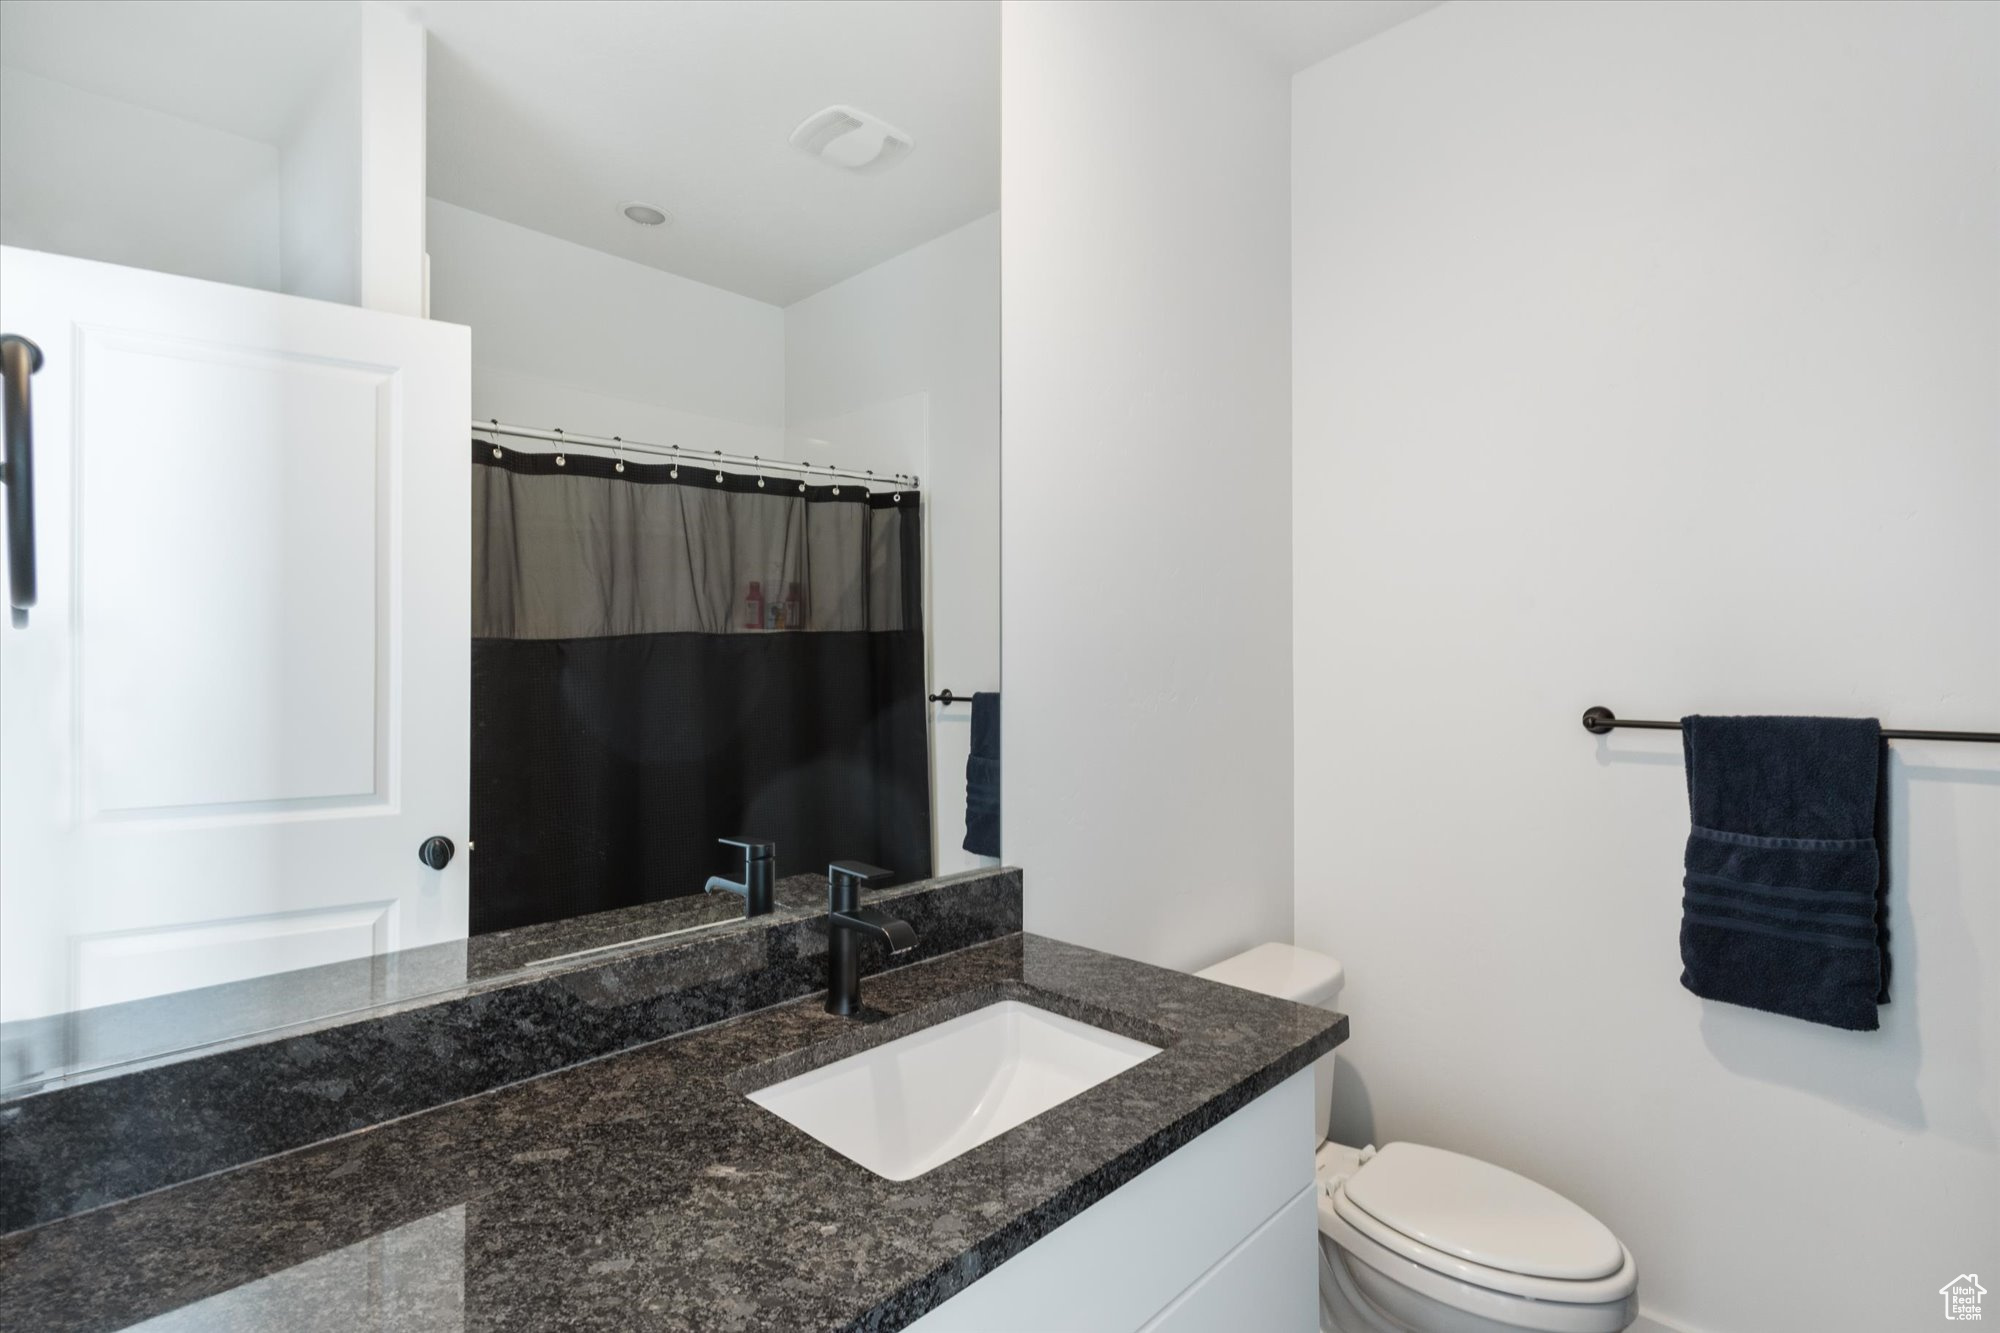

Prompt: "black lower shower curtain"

[468,442,930,935]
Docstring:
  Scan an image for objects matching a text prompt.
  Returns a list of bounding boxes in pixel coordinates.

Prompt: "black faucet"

[704,837,775,917]
[825,860,915,1015]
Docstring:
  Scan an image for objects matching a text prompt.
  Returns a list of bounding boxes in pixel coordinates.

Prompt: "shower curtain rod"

[473,420,919,488]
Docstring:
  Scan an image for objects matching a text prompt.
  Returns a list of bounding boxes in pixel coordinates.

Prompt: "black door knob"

[418,836,455,870]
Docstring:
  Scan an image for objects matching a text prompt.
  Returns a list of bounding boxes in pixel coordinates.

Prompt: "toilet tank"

[1196,943,1345,1143]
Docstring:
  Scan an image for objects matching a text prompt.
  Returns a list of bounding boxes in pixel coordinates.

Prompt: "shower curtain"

[468,441,931,934]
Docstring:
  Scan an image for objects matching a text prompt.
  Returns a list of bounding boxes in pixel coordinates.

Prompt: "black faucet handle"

[826,860,893,913]
[719,836,776,859]
[833,906,918,955]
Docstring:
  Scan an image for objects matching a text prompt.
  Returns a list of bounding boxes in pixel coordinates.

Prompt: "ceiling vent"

[789,106,914,174]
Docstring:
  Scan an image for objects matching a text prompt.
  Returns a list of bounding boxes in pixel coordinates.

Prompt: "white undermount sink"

[746,1000,1160,1181]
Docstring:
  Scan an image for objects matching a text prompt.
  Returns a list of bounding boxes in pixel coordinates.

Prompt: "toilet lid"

[1342,1143,1625,1282]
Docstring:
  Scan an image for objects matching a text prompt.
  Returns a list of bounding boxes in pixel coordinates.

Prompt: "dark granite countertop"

[0,874,835,1098]
[0,933,1347,1333]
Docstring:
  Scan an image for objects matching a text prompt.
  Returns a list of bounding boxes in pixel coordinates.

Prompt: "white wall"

[280,27,362,305]
[356,0,425,317]
[0,0,419,313]
[281,0,423,313]
[787,213,1000,876]
[1291,5,2000,1332]
[426,199,786,453]
[1002,3,1293,969]
[0,68,282,291]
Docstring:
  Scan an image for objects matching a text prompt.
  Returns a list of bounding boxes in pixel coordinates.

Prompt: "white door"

[0,246,471,1024]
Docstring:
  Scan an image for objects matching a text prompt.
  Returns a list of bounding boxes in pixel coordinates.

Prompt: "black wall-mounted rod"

[929,688,968,706]
[1582,706,2000,745]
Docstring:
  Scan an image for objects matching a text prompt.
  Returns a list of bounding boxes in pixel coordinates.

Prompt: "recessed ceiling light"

[621,202,670,226]
[790,106,914,174]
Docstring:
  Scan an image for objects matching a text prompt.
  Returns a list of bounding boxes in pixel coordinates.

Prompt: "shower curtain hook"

[613,436,625,472]
[669,445,679,480]
[830,462,841,497]
[754,455,765,488]
[714,449,725,483]
[553,428,566,467]
[798,461,809,493]
[488,418,502,459]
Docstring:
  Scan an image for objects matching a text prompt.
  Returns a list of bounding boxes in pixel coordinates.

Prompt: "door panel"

[80,328,388,815]
[69,900,398,1011]
[0,245,471,1034]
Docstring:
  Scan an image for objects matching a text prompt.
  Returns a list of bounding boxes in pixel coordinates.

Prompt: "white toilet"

[1197,944,1639,1333]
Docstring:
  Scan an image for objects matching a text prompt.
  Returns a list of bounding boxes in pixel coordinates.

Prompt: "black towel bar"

[1582,706,2000,744]
[929,689,967,705]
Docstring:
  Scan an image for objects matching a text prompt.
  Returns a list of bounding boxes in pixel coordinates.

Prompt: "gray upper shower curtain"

[468,440,930,934]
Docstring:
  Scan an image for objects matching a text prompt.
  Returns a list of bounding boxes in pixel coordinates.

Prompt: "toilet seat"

[1322,1198,1638,1333]
[1334,1142,1635,1303]
[1315,1142,1638,1321]
[1332,1184,1638,1305]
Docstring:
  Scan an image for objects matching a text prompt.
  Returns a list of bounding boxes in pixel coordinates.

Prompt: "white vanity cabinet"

[905,1068,1318,1333]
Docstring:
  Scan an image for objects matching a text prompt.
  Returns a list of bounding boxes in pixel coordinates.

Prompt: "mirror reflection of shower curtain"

[467,443,930,934]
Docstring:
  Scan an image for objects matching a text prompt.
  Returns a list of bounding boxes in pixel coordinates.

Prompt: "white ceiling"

[412,0,1000,306]
[0,0,354,143]
[1207,0,1445,74]
[0,1,1435,307]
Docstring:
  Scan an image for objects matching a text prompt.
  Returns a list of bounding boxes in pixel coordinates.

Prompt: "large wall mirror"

[0,0,999,1095]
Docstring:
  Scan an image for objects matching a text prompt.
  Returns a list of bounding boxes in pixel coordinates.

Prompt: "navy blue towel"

[1680,715,1888,1030]
[963,692,1000,857]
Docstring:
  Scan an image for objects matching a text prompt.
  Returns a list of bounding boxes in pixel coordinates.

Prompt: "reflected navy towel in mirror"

[963,692,1000,857]
[1679,715,1887,1031]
